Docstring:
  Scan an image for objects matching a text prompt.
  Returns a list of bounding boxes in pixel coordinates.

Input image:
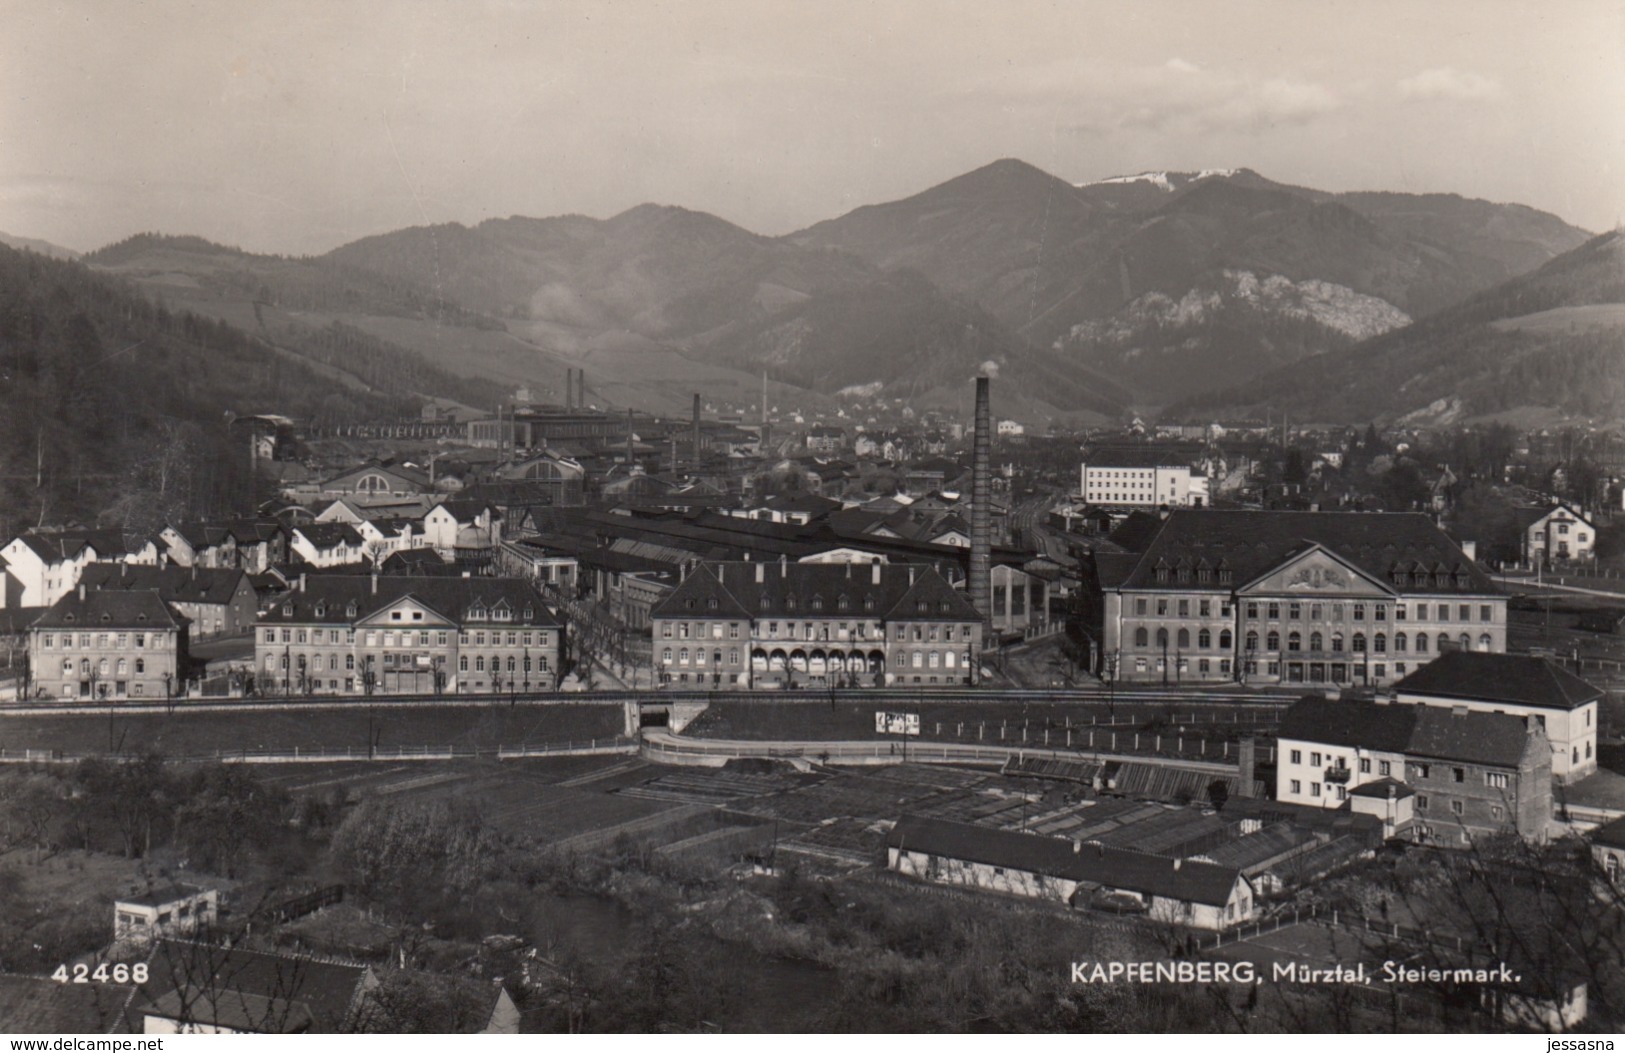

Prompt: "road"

[1010,488,1076,567]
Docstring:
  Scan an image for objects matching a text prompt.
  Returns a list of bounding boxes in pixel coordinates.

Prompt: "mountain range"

[6,159,1613,427]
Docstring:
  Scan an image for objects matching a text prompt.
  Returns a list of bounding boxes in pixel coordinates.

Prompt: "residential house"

[886,815,1255,930]
[29,586,188,701]
[114,884,220,944]
[1393,651,1603,783]
[79,563,259,639]
[126,942,376,1034]
[804,425,844,454]
[289,524,368,568]
[422,500,503,568]
[1517,501,1597,566]
[0,529,162,609]
[1276,695,1552,846]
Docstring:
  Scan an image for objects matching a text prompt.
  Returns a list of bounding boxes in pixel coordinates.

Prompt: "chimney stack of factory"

[692,394,702,474]
[970,375,993,642]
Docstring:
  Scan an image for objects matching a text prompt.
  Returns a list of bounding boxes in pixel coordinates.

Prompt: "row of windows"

[1131,627,1233,649]
[1131,656,1232,675]
[263,628,549,647]
[60,657,152,676]
[266,653,548,674]
[1132,598,1233,618]
[38,632,158,649]
[1241,630,1491,654]
[1243,601,1494,623]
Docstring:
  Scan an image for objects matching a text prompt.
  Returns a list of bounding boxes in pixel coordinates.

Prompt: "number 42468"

[52,962,148,983]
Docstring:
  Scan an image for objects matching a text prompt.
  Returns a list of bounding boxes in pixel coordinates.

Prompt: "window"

[1416,794,1429,811]
[1246,602,1258,619]
[1290,749,1302,764]
[1310,752,1322,767]
[1353,603,1365,621]
[1415,632,1429,653]
[1198,629,1211,649]
[1309,631,1322,651]
[1374,633,1387,653]
[1311,782,1321,798]
[1290,779,1302,795]
[1135,598,1148,616]
[1267,603,1280,620]
[1374,605,1387,622]
[1490,805,1504,821]
[1287,632,1301,652]
[1177,628,1190,649]
[1451,767,1464,783]
[1359,757,1371,773]
[1414,763,1430,779]
[1486,772,1509,789]
[1199,599,1211,617]
[1480,605,1493,622]
[1245,631,1258,651]
[1379,760,1391,776]
[1134,627,1149,648]
[1178,599,1189,617]
[1450,800,1464,816]
[1352,633,1366,652]
[1266,631,1280,650]
[1394,632,1407,652]
[1288,602,1301,620]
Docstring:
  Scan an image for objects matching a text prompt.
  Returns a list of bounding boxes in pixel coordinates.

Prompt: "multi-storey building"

[1097,511,1506,687]
[29,586,188,701]
[1517,501,1596,566]
[79,564,259,639]
[650,560,982,688]
[253,575,560,695]
[1393,651,1603,783]
[1,529,162,609]
[1277,695,1552,846]
[1080,450,1208,509]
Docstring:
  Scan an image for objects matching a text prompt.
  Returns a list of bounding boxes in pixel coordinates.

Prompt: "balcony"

[1324,766,1352,785]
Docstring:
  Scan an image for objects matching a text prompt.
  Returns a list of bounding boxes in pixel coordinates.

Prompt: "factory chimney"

[692,394,702,474]
[564,369,573,411]
[970,375,993,642]
[625,408,635,467]
[577,369,587,410]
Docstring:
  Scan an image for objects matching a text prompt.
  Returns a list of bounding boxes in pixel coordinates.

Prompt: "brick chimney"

[970,376,992,642]
[1237,736,1257,798]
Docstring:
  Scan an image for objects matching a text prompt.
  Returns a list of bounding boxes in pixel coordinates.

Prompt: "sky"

[3,0,1622,255]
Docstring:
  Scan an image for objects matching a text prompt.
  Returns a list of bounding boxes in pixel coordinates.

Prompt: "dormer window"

[810,597,824,611]
[707,598,719,610]
[65,614,75,623]
[282,604,293,616]
[837,596,850,611]
[686,599,697,610]
[917,601,928,613]
[786,597,797,612]
[347,602,358,618]
[101,613,111,622]
[314,604,326,618]
[863,597,876,612]
[759,596,771,611]
[1155,567,1170,584]
[523,606,533,620]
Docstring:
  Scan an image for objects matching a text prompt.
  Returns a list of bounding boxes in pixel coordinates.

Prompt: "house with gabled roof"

[124,941,375,1034]
[79,563,258,639]
[650,559,982,689]
[29,585,188,701]
[1276,695,1552,846]
[1394,651,1603,782]
[289,523,368,568]
[1,529,162,608]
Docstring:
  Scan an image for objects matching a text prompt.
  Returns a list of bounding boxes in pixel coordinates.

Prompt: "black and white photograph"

[1,0,1623,1037]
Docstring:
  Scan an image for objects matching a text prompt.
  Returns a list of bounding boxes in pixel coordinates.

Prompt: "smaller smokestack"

[872,561,881,586]
[692,394,702,473]
[78,583,86,601]
[755,563,764,584]
[299,573,307,593]
[1237,736,1257,799]
[565,369,574,411]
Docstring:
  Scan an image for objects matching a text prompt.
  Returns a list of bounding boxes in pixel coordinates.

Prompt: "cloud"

[1397,67,1502,102]
[1065,67,1343,134]
[1165,58,1201,75]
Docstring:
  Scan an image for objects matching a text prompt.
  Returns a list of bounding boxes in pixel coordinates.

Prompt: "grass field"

[0,703,625,758]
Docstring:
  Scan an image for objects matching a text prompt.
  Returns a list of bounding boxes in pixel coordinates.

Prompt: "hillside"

[0,231,80,260]
[324,203,1128,422]
[1166,230,1625,425]
[793,161,1591,405]
[0,245,435,536]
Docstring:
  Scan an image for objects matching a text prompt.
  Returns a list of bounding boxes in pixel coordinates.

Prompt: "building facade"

[1519,502,1596,566]
[79,564,259,639]
[1098,511,1506,687]
[1080,455,1208,508]
[650,560,982,688]
[1393,651,1603,783]
[253,576,560,695]
[1277,696,1552,845]
[29,587,187,701]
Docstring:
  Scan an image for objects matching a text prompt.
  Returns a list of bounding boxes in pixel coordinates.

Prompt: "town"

[2,1,1623,1036]
[2,358,1624,1033]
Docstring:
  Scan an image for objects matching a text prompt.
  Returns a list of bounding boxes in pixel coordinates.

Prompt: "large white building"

[1080,450,1208,508]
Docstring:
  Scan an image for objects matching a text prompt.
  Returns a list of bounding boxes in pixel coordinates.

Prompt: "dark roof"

[117,881,211,907]
[886,815,1245,907]
[258,575,559,628]
[1347,777,1416,800]
[379,549,455,574]
[1114,511,1497,594]
[80,563,252,606]
[294,523,365,549]
[13,528,152,562]
[0,605,48,634]
[128,942,369,1033]
[1592,814,1625,850]
[32,588,183,631]
[1279,696,1539,768]
[652,560,981,623]
[1084,446,1202,469]
[1393,652,1603,711]
[0,975,133,1032]
[1107,511,1165,553]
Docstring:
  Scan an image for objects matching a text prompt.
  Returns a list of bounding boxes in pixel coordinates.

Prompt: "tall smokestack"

[970,375,992,642]
[577,369,586,410]
[564,370,573,411]
[625,408,635,466]
[692,394,702,474]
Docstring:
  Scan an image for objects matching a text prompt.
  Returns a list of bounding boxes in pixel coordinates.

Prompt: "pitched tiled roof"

[1592,814,1625,850]
[128,942,368,1033]
[886,815,1245,907]
[14,528,151,562]
[295,523,365,549]
[32,589,183,630]
[80,563,251,606]
[1279,696,1538,768]
[651,561,980,623]
[258,575,559,628]
[1115,510,1496,594]
[1084,446,1202,469]
[1394,651,1603,711]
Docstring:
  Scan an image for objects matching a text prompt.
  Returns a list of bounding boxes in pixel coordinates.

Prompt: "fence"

[0,737,639,766]
[1200,903,1485,955]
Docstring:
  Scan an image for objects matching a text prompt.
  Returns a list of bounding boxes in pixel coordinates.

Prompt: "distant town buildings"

[1079,448,1209,509]
[1516,501,1596,566]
